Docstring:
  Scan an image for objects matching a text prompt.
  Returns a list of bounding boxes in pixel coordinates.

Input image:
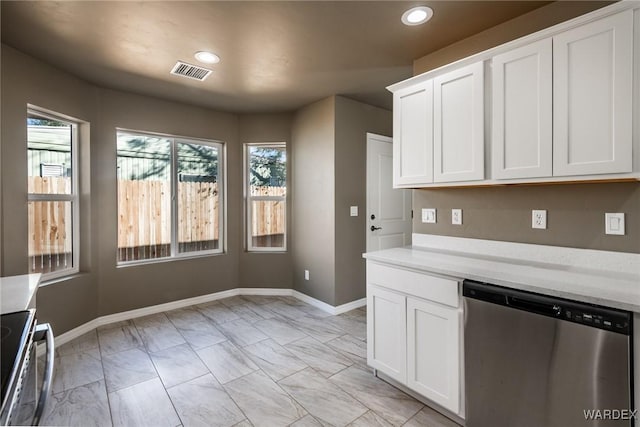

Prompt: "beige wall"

[411,1,640,254]
[414,183,640,253]
[1,45,297,334]
[413,1,611,75]
[291,96,392,306]
[291,97,336,304]
[334,96,391,305]
[1,46,100,332]
[94,88,241,315]
[238,113,293,288]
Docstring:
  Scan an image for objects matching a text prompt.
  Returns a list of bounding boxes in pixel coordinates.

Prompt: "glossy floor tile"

[150,343,209,388]
[196,340,258,384]
[102,347,157,392]
[133,313,186,352]
[330,366,424,425]
[285,336,353,378]
[42,380,111,427]
[51,348,104,394]
[46,295,460,427]
[243,339,308,381]
[108,377,181,427]
[253,318,307,345]
[167,374,246,427]
[97,321,144,355]
[224,370,307,426]
[279,368,368,426]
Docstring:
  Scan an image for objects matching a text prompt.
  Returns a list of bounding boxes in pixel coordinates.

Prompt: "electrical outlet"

[532,210,547,229]
[452,209,462,225]
[422,208,436,224]
[605,213,625,235]
[304,270,310,280]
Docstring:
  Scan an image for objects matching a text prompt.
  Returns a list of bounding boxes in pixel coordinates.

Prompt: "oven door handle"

[31,323,54,426]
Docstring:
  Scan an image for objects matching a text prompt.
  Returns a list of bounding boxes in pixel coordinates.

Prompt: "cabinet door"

[367,284,407,383]
[492,39,552,179]
[434,62,484,183]
[393,80,434,186]
[553,10,633,176]
[407,297,460,413]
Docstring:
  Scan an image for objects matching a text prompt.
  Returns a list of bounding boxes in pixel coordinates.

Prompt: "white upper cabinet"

[553,10,633,176]
[393,80,434,186]
[434,62,485,183]
[492,39,553,180]
[388,4,637,187]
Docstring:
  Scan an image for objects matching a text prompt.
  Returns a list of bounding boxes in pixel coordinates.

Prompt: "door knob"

[370,225,382,231]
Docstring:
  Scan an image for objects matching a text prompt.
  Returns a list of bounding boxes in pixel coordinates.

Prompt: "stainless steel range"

[0,310,54,426]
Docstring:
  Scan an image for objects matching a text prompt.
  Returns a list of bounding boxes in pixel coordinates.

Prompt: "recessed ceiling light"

[402,6,433,26]
[194,51,220,64]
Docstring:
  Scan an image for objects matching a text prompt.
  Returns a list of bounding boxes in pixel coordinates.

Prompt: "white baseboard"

[45,287,364,352]
[292,290,366,315]
[238,288,293,297]
[334,297,367,314]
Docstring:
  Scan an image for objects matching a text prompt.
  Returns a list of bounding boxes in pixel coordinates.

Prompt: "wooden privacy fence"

[115,180,286,250]
[28,177,286,260]
[249,186,286,240]
[28,177,72,273]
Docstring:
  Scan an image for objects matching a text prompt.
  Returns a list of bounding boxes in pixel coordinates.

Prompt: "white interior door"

[366,133,412,252]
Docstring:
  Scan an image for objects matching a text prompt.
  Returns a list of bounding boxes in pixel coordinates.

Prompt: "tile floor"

[42,295,460,427]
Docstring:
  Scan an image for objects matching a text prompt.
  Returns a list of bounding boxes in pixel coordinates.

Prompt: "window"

[117,130,224,263]
[27,109,79,278]
[245,143,286,251]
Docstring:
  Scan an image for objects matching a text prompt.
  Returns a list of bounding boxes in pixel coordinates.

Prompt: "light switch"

[605,213,625,235]
[350,206,358,217]
[422,208,436,224]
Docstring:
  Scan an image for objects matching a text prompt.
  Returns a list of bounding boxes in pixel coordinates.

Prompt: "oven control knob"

[552,305,562,317]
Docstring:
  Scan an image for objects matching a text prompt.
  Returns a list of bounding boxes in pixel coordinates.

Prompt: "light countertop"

[1,274,41,315]
[364,245,640,313]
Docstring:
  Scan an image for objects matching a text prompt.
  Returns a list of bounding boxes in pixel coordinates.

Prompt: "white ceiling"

[1,1,555,113]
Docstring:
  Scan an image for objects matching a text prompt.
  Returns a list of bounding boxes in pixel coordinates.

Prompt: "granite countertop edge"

[364,247,640,313]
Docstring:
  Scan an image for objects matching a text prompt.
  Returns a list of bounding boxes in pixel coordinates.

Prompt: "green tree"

[249,147,286,187]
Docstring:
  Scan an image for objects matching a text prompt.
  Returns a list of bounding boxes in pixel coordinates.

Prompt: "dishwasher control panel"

[562,308,630,334]
[463,280,632,335]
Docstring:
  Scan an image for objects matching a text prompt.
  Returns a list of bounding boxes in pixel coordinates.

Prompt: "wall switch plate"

[605,213,625,235]
[451,209,462,225]
[304,270,310,280]
[422,208,436,224]
[532,210,547,229]
[350,206,358,217]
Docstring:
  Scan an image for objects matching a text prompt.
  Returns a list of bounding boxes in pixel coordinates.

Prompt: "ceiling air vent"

[170,61,212,81]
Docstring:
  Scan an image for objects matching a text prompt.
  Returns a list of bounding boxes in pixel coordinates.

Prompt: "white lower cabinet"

[407,297,460,414]
[367,262,464,417]
[367,285,407,383]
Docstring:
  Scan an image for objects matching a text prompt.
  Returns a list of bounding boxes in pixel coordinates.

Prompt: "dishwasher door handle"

[32,323,54,426]
[506,296,562,317]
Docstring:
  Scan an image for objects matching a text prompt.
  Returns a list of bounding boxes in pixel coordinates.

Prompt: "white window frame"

[27,107,80,280]
[116,129,225,266]
[244,142,287,252]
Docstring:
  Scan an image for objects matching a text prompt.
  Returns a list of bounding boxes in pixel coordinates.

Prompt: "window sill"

[117,250,226,268]
[39,270,86,287]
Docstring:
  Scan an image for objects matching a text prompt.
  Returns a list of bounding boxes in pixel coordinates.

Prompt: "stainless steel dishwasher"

[463,279,634,427]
